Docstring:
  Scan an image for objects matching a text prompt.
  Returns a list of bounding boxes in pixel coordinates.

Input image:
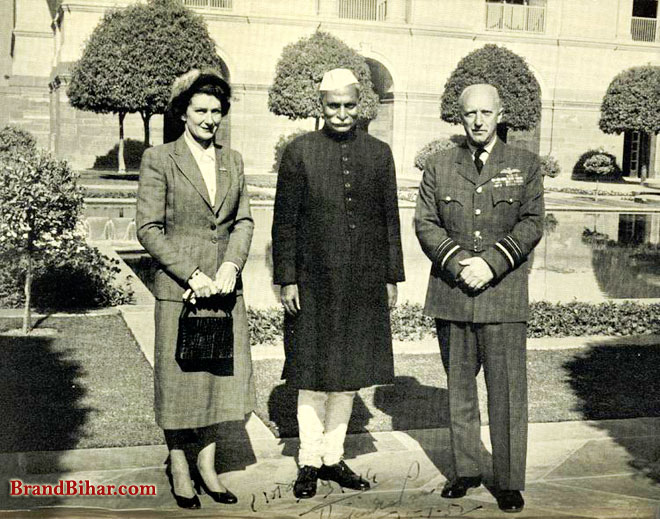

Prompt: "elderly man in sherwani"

[415,84,544,514]
[272,68,405,500]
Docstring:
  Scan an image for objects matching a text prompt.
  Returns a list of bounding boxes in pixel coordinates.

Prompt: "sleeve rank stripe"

[503,235,523,259]
[440,245,461,269]
[434,238,460,269]
[495,241,516,269]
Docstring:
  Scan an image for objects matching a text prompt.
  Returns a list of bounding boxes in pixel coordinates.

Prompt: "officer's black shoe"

[496,490,524,513]
[440,476,482,498]
[294,466,319,499]
[318,461,370,491]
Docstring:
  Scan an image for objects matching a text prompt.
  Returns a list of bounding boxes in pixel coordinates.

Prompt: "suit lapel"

[477,139,507,187]
[455,144,478,185]
[214,146,232,213]
[171,136,213,210]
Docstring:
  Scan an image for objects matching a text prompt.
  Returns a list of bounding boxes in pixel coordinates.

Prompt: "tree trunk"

[22,252,32,335]
[315,117,320,131]
[118,112,126,173]
[141,111,151,148]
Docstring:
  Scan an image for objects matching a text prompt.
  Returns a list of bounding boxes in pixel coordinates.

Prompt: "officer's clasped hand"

[458,257,494,292]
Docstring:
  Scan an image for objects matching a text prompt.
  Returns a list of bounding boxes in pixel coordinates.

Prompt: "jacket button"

[342,156,348,162]
[344,170,350,175]
[476,186,483,193]
[210,224,216,230]
[349,223,356,230]
[474,230,481,237]
[509,198,514,203]
[211,238,217,244]
[475,209,481,215]
[445,196,451,201]
[345,183,351,189]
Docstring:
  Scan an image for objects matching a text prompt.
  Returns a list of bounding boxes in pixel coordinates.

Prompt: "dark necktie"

[474,147,486,173]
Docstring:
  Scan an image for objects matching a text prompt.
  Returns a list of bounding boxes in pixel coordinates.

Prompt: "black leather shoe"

[440,476,482,498]
[165,463,201,509]
[294,466,319,499]
[318,461,370,491]
[496,490,524,513]
[192,468,238,504]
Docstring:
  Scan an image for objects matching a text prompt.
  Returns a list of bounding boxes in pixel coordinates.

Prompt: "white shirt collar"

[183,128,216,163]
[467,136,498,159]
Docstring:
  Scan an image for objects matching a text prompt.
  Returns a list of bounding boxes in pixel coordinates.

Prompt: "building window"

[485,0,546,34]
[181,0,233,9]
[631,0,658,42]
[338,0,387,21]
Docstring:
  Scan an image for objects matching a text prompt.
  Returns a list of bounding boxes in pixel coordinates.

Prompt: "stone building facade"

[1,0,659,178]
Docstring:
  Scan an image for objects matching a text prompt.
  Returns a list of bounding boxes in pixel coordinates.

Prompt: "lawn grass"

[0,315,161,453]
[3,313,658,452]
[254,345,660,438]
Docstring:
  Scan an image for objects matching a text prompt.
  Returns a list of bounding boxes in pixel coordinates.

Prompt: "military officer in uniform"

[414,84,544,513]
[272,68,405,499]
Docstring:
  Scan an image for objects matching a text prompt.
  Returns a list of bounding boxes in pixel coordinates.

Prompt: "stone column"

[615,0,634,40]
[318,0,339,18]
[386,0,408,23]
[649,133,658,179]
[391,92,409,177]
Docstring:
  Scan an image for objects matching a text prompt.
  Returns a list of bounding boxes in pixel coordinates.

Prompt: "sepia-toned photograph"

[0,0,659,517]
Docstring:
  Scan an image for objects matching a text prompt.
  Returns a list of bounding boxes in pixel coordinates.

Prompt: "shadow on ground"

[0,320,90,506]
[0,328,89,453]
[563,342,660,483]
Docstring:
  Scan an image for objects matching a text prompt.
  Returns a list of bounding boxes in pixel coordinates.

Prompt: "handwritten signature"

[250,462,482,518]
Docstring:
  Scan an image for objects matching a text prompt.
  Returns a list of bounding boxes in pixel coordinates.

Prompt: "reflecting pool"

[120,208,660,308]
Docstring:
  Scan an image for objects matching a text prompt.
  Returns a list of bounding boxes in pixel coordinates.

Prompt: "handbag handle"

[180,290,233,319]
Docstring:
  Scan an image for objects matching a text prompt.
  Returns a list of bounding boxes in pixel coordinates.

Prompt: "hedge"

[247,301,660,345]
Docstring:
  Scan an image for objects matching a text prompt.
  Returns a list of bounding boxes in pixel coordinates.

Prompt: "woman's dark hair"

[170,72,231,119]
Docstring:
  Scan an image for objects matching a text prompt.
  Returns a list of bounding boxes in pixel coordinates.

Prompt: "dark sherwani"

[272,126,405,391]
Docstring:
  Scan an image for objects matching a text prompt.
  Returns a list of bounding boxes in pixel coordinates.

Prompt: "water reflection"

[532,212,660,301]
[118,209,660,307]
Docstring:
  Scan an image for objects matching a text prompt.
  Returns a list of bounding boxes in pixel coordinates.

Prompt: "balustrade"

[486,3,546,33]
[631,16,659,42]
[181,0,232,9]
[338,0,387,21]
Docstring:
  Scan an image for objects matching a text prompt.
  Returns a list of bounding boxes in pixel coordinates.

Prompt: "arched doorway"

[163,58,231,145]
[364,58,394,147]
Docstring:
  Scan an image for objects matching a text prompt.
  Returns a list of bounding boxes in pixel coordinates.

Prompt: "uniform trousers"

[297,390,356,467]
[436,320,528,490]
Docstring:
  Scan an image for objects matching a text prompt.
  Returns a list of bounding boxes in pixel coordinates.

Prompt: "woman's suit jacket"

[136,135,256,429]
[136,135,253,300]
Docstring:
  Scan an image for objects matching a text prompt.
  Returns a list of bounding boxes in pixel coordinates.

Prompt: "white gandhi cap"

[319,68,359,92]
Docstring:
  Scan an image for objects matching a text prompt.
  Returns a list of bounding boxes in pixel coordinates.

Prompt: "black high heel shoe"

[192,467,238,504]
[165,460,201,509]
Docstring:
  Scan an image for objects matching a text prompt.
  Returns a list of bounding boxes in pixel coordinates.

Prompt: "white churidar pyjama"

[297,389,356,467]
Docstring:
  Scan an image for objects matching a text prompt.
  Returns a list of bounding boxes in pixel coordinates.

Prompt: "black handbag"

[175,296,234,376]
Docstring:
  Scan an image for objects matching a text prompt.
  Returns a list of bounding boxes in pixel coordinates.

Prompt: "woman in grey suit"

[136,69,255,509]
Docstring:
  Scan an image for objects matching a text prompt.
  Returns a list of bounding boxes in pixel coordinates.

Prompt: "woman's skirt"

[153,294,256,429]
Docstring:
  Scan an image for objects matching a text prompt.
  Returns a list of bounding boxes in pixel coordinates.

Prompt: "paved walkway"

[1,417,659,518]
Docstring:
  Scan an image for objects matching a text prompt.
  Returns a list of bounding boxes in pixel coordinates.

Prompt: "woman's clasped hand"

[187,263,238,301]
